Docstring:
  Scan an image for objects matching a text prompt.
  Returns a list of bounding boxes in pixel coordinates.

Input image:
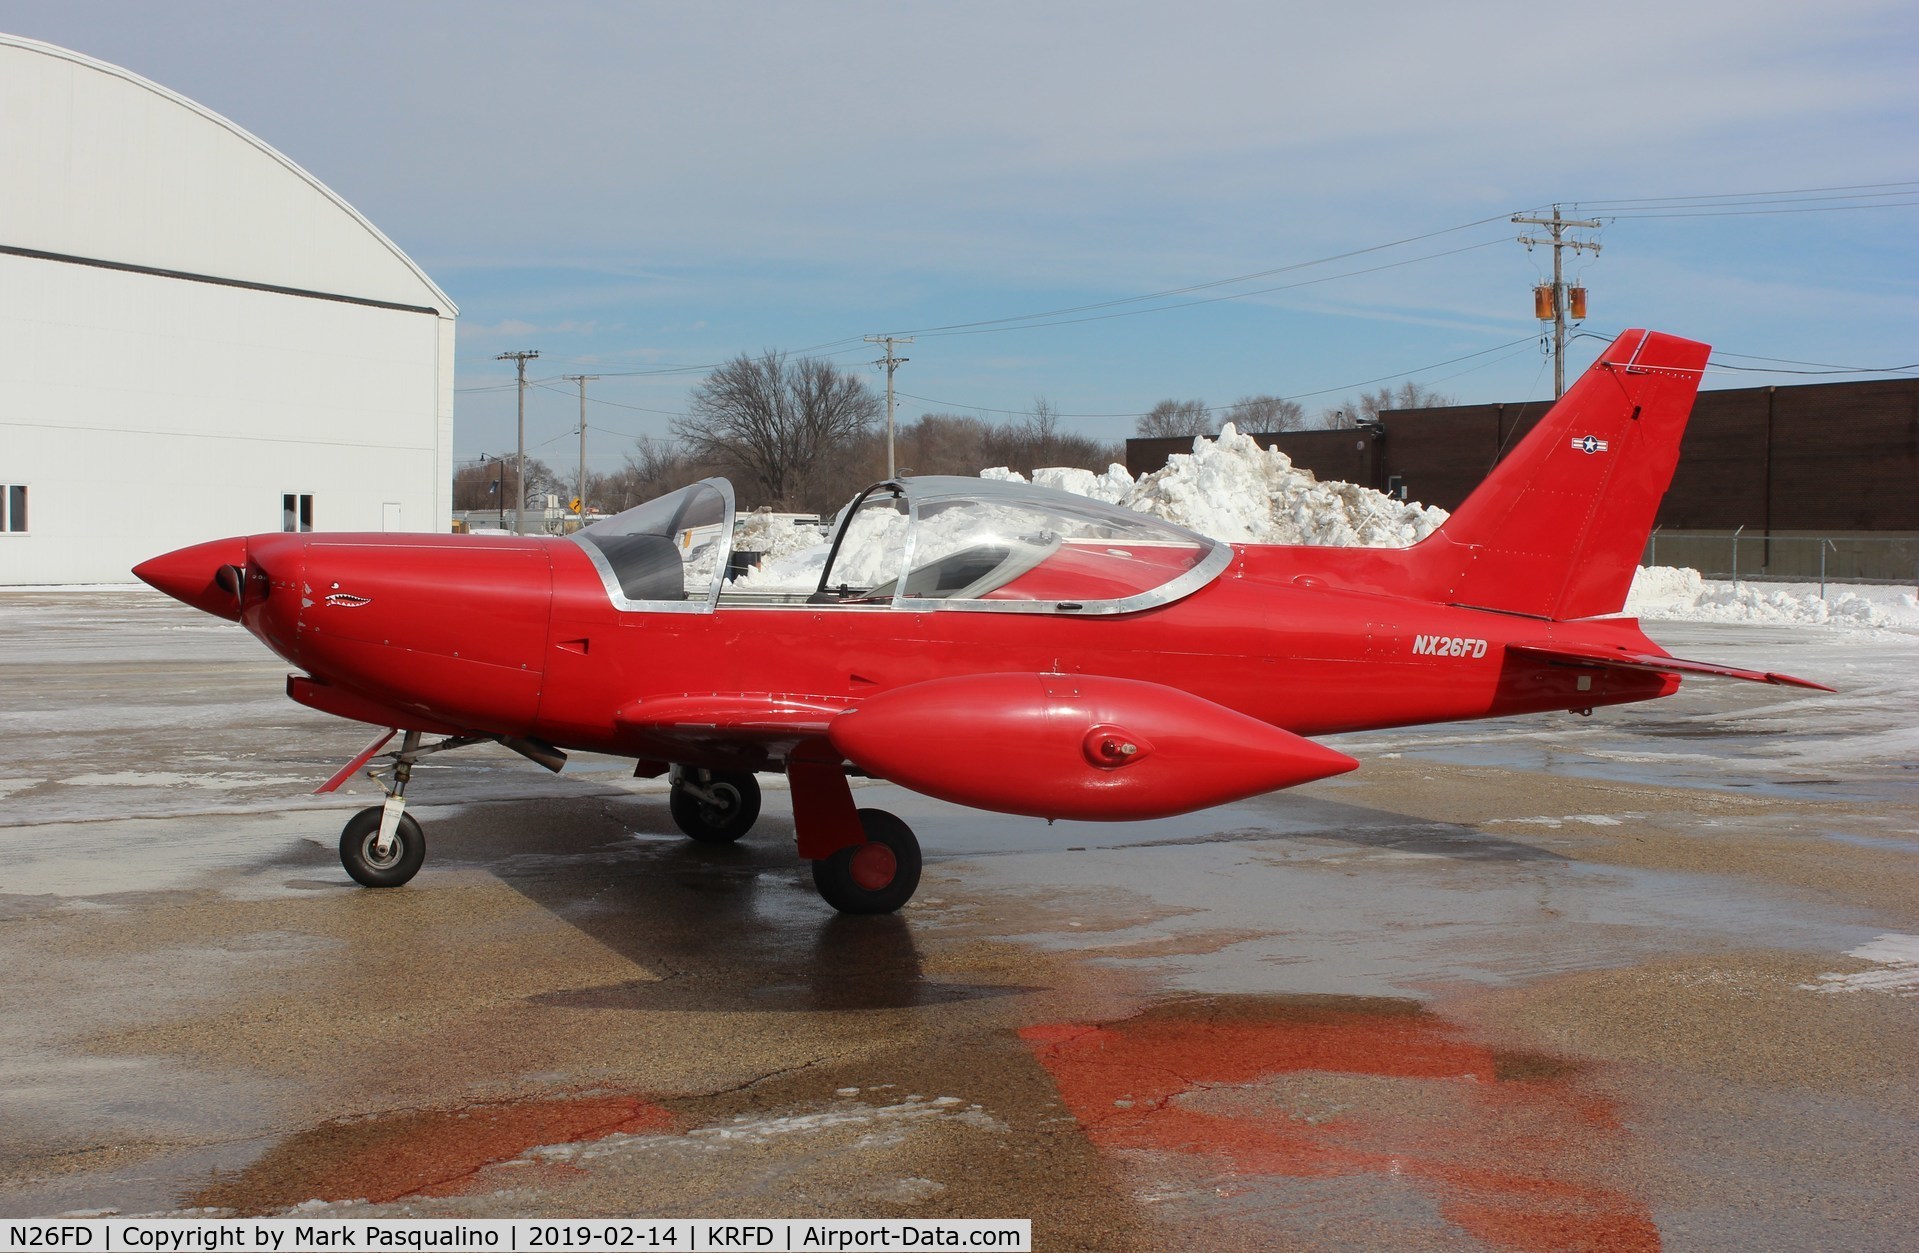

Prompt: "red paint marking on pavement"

[1020,996,1658,1252]
[188,1094,679,1213]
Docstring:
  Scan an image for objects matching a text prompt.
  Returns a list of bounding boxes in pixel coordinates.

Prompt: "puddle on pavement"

[187,1094,677,1214]
[1021,994,1657,1251]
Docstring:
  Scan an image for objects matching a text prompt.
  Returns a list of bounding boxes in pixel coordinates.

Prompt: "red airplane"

[135,329,1826,913]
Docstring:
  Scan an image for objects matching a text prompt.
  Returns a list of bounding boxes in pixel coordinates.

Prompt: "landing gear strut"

[786,754,921,913]
[669,767,762,843]
[340,729,428,887]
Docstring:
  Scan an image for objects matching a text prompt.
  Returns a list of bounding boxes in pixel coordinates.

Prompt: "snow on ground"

[1800,935,1919,996]
[1625,565,1919,631]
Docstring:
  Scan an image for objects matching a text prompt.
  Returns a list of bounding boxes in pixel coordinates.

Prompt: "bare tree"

[674,351,879,509]
[1360,381,1453,423]
[892,413,998,477]
[1318,382,1453,430]
[588,441,698,514]
[452,456,563,513]
[1224,394,1305,433]
[1135,399,1215,439]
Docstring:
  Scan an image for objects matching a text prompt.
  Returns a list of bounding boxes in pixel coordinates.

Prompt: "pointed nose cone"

[134,537,250,620]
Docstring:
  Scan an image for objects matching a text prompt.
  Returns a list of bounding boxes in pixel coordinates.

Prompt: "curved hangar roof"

[0,33,453,315]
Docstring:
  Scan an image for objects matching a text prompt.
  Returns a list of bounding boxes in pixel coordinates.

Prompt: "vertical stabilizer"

[1416,329,1710,620]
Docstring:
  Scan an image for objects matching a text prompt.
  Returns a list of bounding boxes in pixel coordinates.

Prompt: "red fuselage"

[183,528,1670,769]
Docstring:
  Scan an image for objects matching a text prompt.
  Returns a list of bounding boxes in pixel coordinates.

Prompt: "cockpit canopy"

[570,474,1229,615]
[814,476,1228,613]
[572,479,733,612]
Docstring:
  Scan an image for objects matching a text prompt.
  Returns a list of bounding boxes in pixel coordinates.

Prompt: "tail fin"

[1414,329,1710,620]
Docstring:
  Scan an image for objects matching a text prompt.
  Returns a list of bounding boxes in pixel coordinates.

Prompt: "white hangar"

[0,33,456,585]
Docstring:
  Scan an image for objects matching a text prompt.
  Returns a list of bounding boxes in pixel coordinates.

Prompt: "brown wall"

[1125,429,1380,485]
[1124,378,1919,531]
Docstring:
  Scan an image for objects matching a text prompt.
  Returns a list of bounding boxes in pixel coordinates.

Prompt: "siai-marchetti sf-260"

[136,329,1827,913]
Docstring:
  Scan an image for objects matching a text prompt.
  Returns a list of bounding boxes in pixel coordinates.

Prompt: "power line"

[876,212,1526,337]
[1596,199,1919,220]
[893,336,1539,421]
[1570,330,1918,377]
[450,213,1535,383]
[529,380,691,418]
[1710,349,1919,374]
[1574,179,1919,207]
[905,238,1512,340]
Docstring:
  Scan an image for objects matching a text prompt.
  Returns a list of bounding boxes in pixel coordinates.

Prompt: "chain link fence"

[1642,531,1919,589]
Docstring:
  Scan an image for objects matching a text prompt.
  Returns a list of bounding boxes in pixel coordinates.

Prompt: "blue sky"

[4,0,1915,475]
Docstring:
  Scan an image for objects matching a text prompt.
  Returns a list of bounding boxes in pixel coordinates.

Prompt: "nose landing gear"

[339,729,429,887]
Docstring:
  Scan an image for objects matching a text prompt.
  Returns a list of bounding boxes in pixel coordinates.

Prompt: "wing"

[1507,641,1834,691]
[612,692,857,764]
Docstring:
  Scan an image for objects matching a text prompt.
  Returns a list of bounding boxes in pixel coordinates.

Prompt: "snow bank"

[985,423,1448,547]
[1626,566,1919,630]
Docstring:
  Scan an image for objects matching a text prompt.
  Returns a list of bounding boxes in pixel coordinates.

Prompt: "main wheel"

[811,808,922,914]
[669,770,762,844]
[339,806,426,888]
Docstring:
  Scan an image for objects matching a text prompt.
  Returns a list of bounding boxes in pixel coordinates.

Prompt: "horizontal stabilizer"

[1507,642,1834,691]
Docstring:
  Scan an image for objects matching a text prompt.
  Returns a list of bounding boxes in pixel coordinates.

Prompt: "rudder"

[1413,329,1710,620]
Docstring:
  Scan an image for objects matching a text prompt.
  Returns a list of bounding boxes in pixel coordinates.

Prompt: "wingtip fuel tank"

[828,672,1360,822]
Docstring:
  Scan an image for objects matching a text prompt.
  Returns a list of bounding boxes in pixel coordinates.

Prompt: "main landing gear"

[810,808,922,914]
[668,767,762,843]
[666,761,921,914]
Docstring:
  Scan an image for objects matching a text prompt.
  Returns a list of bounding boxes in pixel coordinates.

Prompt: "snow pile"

[733,510,828,562]
[1626,566,1919,630]
[731,506,904,593]
[984,423,1448,547]
[687,511,829,591]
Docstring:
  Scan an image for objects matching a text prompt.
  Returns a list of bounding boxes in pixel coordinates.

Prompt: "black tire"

[339,806,426,888]
[811,808,922,914]
[669,771,762,844]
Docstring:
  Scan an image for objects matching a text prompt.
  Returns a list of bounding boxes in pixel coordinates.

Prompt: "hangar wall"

[0,34,456,585]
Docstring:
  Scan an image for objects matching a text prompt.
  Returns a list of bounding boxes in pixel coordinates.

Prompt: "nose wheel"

[669,768,762,843]
[811,808,921,914]
[335,728,433,888]
[340,806,426,887]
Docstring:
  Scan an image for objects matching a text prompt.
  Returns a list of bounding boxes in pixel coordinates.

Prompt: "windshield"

[571,479,735,611]
[816,476,1228,614]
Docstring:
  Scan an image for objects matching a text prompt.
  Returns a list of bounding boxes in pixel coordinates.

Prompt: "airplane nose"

[133,537,250,621]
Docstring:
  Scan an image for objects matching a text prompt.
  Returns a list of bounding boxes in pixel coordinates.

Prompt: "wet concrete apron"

[3,594,1915,1249]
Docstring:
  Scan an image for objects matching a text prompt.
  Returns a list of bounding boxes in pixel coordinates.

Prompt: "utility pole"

[563,374,598,525]
[1513,207,1601,398]
[496,350,540,531]
[865,335,914,479]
